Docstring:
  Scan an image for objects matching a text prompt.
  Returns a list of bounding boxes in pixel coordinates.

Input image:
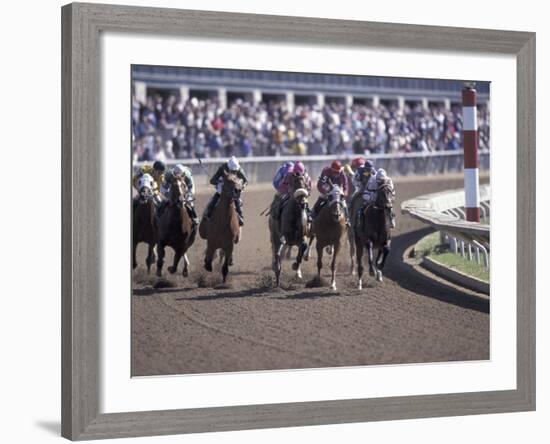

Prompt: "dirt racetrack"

[132,175,489,376]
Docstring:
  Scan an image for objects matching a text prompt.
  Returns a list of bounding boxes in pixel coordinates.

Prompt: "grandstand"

[131,65,490,166]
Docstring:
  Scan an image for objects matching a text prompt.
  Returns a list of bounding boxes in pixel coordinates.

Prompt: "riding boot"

[343,205,351,227]
[310,197,323,220]
[156,200,167,218]
[188,204,199,227]
[388,208,396,229]
[204,193,220,220]
[234,198,245,226]
[305,202,312,224]
[277,194,289,221]
[357,204,365,229]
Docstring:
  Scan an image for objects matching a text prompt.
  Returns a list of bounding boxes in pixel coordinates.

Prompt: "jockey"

[132,160,165,204]
[204,156,248,226]
[352,159,376,194]
[310,160,350,226]
[272,161,294,193]
[344,157,365,187]
[159,163,199,227]
[359,168,396,229]
[273,160,312,221]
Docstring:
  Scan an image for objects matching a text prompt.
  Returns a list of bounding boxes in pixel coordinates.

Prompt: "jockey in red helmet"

[310,160,351,226]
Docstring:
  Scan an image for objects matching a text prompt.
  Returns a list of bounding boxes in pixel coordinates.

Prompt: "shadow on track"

[133,286,196,296]
[385,227,490,314]
[176,287,272,301]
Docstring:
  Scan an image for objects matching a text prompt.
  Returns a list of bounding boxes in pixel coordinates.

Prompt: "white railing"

[401,185,490,267]
[135,149,490,184]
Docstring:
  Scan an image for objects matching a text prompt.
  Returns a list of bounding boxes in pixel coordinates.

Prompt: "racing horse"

[269,183,310,287]
[199,172,243,283]
[305,184,347,290]
[155,176,196,277]
[354,184,393,289]
[132,184,157,273]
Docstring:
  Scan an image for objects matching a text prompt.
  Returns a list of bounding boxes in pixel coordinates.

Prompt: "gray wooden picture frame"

[61,2,536,440]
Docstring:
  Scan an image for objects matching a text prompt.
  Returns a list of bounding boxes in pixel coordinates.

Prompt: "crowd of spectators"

[132,93,490,162]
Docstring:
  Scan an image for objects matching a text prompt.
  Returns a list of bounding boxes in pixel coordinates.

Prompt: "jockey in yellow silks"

[132,160,166,205]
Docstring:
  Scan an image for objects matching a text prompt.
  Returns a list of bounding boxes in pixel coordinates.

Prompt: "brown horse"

[156,177,196,277]
[132,186,157,273]
[269,186,310,286]
[305,184,347,290]
[199,173,243,283]
[354,185,393,289]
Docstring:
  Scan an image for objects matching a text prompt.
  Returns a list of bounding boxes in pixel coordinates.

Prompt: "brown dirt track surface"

[132,175,489,376]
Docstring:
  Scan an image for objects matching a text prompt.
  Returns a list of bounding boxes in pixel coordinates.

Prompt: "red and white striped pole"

[462,84,480,222]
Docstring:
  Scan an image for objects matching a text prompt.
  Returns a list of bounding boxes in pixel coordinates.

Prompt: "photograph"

[131,65,491,377]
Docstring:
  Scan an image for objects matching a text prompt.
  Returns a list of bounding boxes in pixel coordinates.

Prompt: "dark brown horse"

[199,173,243,283]
[305,184,347,290]
[156,177,196,277]
[132,186,157,273]
[354,185,393,289]
[269,186,310,286]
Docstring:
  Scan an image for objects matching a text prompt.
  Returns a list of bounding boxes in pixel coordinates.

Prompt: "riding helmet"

[153,160,166,172]
[330,160,343,172]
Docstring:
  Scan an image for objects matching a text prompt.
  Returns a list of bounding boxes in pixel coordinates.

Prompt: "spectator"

[132,93,490,160]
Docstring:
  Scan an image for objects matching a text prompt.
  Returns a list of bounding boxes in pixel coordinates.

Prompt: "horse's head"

[374,184,393,209]
[138,186,153,204]
[292,188,309,208]
[169,177,188,205]
[328,184,344,220]
[222,172,244,200]
[290,173,307,194]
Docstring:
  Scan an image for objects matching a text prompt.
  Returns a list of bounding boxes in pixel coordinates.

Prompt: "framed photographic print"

[61,2,535,440]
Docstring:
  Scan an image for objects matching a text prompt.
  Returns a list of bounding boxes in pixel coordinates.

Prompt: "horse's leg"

[169,247,183,274]
[293,240,307,280]
[316,243,324,279]
[348,230,356,275]
[379,240,391,270]
[222,245,233,283]
[146,242,154,274]
[204,243,215,272]
[356,241,365,290]
[272,236,283,287]
[376,241,391,282]
[329,243,340,291]
[284,245,292,260]
[182,253,190,277]
[156,241,165,277]
[366,240,376,277]
[374,248,384,282]
[304,235,315,261]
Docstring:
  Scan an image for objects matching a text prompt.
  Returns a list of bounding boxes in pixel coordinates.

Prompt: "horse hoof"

[376,270,383,282]
[182,269,189,278]
[358,282,363,290]
[369,270,375,277]
[168,266,176,274]
[296,270,303,279]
